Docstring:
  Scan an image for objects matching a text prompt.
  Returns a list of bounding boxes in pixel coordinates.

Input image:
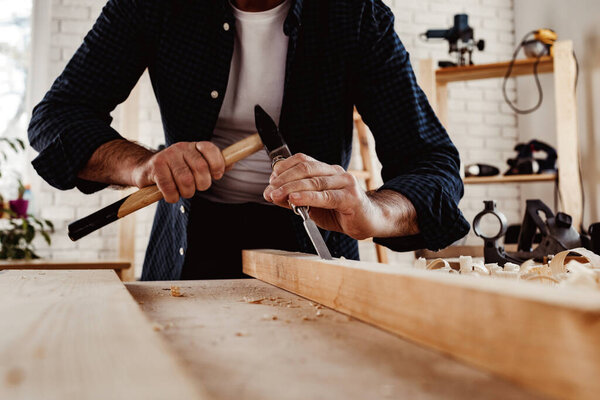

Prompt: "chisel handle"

[68,133,263,241]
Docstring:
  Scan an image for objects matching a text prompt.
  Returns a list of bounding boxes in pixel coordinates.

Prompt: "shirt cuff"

[31,124,123,194]
[373,174,470,252]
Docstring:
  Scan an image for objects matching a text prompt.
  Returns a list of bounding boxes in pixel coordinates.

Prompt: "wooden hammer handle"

[68,133,263,241]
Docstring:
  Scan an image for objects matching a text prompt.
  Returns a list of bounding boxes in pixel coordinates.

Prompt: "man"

[28,0,470,281]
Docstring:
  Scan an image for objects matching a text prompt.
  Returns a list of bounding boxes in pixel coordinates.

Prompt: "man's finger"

[153,161,180,203]
[183,150,212,191]
[288,189,351,210]
[272,153,313,175]
[195,142,225,180]
[270,159,340,188]
[169,153,196,199]
[267,175,350,203]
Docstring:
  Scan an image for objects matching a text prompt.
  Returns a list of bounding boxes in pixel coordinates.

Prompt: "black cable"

[503,31,545,114]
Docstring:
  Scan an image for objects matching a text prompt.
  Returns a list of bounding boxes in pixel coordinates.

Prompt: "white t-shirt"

[199,0,291,204]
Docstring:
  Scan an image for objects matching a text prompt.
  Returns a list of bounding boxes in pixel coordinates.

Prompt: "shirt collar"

[218,0,303,35]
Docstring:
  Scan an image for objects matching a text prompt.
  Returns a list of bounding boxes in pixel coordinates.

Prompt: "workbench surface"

[126,279,543,400]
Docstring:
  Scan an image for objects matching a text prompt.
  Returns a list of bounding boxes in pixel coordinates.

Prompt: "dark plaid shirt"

[28,0,470,280]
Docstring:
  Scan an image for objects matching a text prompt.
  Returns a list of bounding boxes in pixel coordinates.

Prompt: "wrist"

[366,189,419,238]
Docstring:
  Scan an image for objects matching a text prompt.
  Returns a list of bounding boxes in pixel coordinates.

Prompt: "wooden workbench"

[126,279,543,400]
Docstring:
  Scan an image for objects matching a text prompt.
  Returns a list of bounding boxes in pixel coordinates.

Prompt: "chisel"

[254,105,333,260]
[68,133,264,241]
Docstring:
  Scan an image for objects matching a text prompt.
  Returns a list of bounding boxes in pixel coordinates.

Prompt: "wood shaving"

[170,285,183,297]
[152,323,164,331]
[315,310,323,317]
[302,315,315,321]
[415,247,600,290]
[243,296,266,304]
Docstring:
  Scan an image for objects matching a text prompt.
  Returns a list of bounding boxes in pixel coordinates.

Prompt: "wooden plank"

[553,41,583,230]
[436,56,554,84]
[243,249,600,400]
[0,260,130,270]
[463,173,557,184]
[126,279,541,400]
[0,270,208,400]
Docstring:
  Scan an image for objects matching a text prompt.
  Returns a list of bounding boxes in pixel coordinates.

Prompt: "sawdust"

[262,314,278,321]
[152,323,164,331]
[170,285,183,297]
[235,331,248,337]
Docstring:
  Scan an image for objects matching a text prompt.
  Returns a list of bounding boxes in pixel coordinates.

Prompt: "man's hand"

[78,139,225,204]
[263,153,420,240]
[131,142,225,203]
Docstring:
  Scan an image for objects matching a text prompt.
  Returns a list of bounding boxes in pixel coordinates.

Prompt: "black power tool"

[505,140,557,176]
[474,200,581,265]
[421,14,485,68]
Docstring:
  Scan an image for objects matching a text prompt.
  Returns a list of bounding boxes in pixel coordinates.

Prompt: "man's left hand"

[263,153,419,240]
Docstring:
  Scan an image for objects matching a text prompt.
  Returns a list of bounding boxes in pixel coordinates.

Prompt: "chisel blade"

[303,218,333,260]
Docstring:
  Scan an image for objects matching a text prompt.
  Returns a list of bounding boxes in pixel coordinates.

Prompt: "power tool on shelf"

[522,29,558,58]
[505,139,557,176]
[421,14,485,68]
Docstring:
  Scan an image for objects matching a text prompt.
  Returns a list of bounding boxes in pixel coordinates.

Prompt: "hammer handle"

[68,133,263,241]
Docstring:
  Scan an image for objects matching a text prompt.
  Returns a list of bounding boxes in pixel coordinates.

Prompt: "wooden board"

[436,56,554,84]
[0,270,208,400]
[553,41,583,229]
[243,250,600,400]
[126,279,541,400]
[0,260,131,281]
[0,260,130,270]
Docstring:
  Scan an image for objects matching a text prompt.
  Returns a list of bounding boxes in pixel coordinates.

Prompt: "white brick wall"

[31,0,521,274]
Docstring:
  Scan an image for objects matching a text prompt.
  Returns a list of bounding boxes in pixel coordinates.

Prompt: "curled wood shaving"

[415,248,600,290]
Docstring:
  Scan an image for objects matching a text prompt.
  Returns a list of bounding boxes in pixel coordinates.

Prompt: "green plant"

[0,210,54,260]
[17,179,25,199]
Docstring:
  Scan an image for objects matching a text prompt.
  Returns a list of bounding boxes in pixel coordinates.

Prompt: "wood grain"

[0,270,208,400]
[117,133,264,218]
[243,249,600,400]
[127,279,541,400]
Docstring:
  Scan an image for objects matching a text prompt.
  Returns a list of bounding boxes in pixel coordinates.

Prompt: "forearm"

[77,139,154,187]
[367,189,420,238]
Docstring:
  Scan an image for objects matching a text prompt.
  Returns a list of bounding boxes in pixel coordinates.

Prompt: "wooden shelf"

[464,173,557,185]
[436,56,554,84]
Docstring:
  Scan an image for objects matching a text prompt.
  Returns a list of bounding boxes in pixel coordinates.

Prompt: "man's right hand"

[131,141,226,203]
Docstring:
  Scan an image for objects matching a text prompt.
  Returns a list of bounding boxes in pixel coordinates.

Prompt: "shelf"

[463,173,557,185]
[436,56,554,84]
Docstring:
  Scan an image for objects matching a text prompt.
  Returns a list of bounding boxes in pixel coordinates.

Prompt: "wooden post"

[353,111,388,264]
[118,84,141,281]
[418,59,438,114]
[553,41,583,230]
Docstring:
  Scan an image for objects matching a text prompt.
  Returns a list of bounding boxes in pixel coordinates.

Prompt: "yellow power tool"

[523,29,558,58]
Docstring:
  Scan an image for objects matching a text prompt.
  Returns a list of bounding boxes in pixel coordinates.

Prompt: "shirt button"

[180,205,185,214]
[179,247,184,256]
[223,22,230,31]
[211,90,219,99]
